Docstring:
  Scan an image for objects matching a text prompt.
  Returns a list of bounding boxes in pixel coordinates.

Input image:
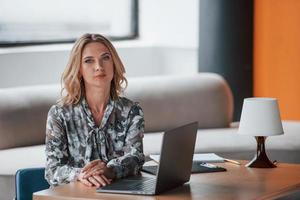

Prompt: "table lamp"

[238,98,284,168]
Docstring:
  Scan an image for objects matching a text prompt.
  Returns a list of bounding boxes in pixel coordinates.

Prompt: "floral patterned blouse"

[45,96,145,186]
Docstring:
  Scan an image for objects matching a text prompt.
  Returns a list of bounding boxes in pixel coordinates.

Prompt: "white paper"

[150,153,224,163]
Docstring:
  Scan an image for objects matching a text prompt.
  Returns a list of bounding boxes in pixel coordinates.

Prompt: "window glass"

[0,0,137,46]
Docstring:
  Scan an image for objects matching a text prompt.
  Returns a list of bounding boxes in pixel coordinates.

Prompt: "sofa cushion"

[0,145,45,175]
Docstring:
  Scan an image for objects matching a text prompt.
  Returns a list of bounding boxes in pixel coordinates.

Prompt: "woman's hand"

[77,159,115,187]
[82,159,106,178]
[77,172,111,187]
[82,159,116,179]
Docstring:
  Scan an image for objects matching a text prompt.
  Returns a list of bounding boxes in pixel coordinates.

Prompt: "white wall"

[0,0,199,88]
[139,0,199,48]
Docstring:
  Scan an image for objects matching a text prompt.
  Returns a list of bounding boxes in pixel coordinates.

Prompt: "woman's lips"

[95,73,106,77]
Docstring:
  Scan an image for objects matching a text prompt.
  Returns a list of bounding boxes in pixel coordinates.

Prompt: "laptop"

[96,121,198,195]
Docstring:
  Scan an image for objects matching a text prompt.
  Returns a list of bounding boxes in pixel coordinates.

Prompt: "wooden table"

[33,161,300,200]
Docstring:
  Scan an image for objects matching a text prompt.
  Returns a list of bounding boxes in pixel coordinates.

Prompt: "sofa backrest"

[0,73,233,149]
[0,85,59,149]
[125,73,233,132]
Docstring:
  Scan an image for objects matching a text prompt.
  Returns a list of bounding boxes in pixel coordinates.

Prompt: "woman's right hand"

[77,170,112,187]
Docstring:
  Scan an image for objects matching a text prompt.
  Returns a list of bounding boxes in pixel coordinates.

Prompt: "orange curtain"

[254,0,300,120]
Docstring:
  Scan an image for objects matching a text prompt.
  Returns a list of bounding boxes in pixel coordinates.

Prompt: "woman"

[45,33,145,188]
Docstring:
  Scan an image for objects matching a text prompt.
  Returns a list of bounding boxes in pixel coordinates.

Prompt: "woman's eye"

[84,59,93,63]
[103,55,110,61]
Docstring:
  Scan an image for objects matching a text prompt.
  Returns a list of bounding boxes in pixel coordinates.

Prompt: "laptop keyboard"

[126,178,156,191]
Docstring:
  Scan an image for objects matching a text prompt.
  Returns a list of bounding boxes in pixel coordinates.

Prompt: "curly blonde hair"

[60,33,128,105]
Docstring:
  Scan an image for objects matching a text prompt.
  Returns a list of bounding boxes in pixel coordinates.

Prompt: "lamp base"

[246,136,276,168]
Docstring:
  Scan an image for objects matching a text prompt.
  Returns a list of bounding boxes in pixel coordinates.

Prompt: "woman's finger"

[84,170,104,178]
[81,161,98,172]
[81,163,96,173]
[84,167,103,178]
[82,159,105,173]
[83,163,106,178]
[88,163,105,173]
[82,159,101,172]
[92,161,106,170]
[79,178,93,187]
[93,175,107,187]
[92,169,104,176]
[100,175,111,184]
[88,176,100,187]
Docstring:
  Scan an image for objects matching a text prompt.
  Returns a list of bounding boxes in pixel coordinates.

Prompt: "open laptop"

[96,121,198,195]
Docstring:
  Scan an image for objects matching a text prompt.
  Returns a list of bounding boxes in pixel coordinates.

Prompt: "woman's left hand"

[82,159,106,178]
[82,159,116,180]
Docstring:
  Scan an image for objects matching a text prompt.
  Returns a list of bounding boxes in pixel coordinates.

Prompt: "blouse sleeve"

[44,105,81,186]
[107,103,145,179]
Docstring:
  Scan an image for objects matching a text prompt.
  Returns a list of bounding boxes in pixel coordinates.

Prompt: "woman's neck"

[85,85,110,114]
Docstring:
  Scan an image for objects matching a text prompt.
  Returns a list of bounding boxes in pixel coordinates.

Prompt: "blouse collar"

[81,96,115,130]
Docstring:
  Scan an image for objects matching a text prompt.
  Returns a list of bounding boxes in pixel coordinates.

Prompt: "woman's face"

[80,42,114,88]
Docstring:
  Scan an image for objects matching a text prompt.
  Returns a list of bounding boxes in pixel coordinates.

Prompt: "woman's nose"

[95,61,103,71]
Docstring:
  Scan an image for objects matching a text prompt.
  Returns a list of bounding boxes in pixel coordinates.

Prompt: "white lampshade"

[238,98,284,136]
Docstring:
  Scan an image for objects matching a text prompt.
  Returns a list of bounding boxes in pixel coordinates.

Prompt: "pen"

[224,158,241,165]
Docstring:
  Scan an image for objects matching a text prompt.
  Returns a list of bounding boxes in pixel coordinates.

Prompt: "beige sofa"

[1,73,299,200]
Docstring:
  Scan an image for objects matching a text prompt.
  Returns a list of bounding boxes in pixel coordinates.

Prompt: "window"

[0,0,138,46]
